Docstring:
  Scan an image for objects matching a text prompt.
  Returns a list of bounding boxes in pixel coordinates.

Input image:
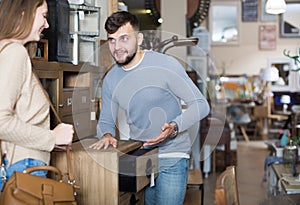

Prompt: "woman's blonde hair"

[0,0,45,40]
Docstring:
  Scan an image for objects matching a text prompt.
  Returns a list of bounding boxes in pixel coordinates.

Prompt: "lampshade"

[280,95,291,104]
[261,66,279,82]
[265,0,287,14]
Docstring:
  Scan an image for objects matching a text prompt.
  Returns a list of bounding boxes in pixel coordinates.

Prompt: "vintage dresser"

[51,139,158,205]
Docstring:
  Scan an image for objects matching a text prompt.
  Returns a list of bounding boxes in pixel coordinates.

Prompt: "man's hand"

[89,134,117,150]
[143,123,175,147]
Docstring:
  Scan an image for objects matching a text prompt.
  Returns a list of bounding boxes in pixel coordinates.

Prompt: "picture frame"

[242,0,258,22]
[261,0,276,21]
[209,1,240,46]
[259,25,276,50]
[267,58,296,91]
[34,39,48,61]
[280,2,300,38]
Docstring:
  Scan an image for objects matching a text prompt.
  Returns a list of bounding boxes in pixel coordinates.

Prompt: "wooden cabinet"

[51,139,158,205]
[44,0,70,62]
[32,60,103,141]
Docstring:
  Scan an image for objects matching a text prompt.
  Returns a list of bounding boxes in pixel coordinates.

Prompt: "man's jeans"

[0,158,47,191]
[145,157,189,205]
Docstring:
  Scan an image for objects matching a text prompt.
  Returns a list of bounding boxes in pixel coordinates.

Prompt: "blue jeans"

[145,158,189,205]
[0,158,47,191]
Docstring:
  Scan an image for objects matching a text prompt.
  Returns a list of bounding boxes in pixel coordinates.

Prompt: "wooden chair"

[215,166,240,205]
[253,97,289,139]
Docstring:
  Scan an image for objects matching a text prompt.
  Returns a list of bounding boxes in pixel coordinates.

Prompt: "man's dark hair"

[105,11,140,34]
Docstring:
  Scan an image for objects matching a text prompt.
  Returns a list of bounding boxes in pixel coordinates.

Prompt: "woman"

[0,0,74,190]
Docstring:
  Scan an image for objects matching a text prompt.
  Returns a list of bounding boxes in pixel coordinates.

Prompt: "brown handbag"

[0,42,78,204]
[0,165,77,205]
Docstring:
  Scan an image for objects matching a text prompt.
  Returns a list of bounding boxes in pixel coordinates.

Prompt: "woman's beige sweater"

[0,42,55,165]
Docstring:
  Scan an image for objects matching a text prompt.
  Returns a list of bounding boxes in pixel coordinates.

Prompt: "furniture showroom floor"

[202,139,271,205]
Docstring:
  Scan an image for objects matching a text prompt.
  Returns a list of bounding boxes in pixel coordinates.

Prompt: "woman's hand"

[89,134,117,150]
[53,123,74,146]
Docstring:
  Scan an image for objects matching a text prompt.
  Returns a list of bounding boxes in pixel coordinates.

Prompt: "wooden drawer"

[62,112,91,141]
[61,88,90,116]
[119,148,158,193]
[119,191,144,205]
[51,139,144,205]
[73,88,90,111]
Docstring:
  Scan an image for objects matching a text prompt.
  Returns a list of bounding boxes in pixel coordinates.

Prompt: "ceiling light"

[265,0,286,14]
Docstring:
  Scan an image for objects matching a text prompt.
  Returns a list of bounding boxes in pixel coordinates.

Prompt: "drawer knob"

[58,104,64,108]
[67,98,73,106]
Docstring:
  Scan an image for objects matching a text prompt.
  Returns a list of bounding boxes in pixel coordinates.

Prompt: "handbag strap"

[32,71,75,184]
[0,42,75,186]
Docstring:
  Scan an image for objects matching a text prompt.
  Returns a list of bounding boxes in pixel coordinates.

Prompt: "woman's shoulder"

[0,42,27,56]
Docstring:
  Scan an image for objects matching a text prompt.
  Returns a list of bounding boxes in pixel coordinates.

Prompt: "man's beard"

[115,51,137,66]
[114,46,138,66]
[116,52,137,66]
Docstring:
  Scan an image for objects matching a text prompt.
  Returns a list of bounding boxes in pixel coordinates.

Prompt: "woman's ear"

[137,32,144,46]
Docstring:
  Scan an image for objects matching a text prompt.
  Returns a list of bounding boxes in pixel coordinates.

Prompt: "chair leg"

[200,184,204,205]
[239,125,249,142]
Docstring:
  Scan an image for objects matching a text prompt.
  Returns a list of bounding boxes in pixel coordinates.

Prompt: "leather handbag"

[0,165,77,205]
[0,42,78,204]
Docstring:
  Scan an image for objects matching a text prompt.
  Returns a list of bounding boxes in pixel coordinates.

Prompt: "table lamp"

[261,66,279,97]
[280,94,291,112]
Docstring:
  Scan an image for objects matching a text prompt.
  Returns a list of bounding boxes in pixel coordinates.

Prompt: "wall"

[160,0,187,61]
[209,0,300,76]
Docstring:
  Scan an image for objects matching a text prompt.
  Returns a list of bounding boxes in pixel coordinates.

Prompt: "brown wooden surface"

[33,60,103,140]
[185,169,204,205]
[260,193,300,205]
[215,166,240,205]
[187,169,203,185]
[200,114,231,171]
[51,139,149,205]
[187,0,199,18]
[184,189,202,205]
[272,164,300,194]
[119,191,144,205]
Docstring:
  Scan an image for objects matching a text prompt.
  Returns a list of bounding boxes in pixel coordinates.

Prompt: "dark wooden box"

[119,148,158,193]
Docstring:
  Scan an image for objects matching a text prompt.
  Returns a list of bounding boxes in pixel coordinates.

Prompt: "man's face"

[107,23,139,66]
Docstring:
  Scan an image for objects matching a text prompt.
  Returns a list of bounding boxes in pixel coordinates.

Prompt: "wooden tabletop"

[272,164,300,194]
[259,193,300,205]
[187,169,203,185]
[71,138,143,154]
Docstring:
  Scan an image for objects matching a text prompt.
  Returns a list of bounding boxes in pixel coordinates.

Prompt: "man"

[89,11,210,205]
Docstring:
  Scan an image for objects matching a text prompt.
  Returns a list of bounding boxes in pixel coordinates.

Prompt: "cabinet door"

[119,191,145,205]
[44,0,70,62]
[62,112,90,141]
[36,76,60,129]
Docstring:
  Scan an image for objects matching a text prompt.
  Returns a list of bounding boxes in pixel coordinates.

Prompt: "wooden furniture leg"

[239,125,250,142]
[184,169,204,205]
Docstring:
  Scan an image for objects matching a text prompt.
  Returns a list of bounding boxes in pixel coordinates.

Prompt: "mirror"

[280,2,300,38]
[267,58,297,91]
[209,1,240,45]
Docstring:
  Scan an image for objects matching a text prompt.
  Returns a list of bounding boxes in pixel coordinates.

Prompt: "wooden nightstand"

[184,169,204,205]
